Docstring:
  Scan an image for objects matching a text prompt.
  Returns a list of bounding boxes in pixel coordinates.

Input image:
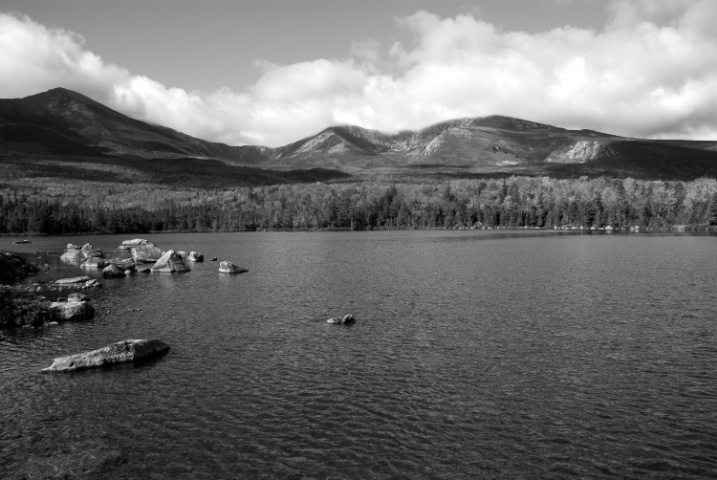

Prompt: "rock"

[84,279,101,288]
[218,261,247,274]
[0,251,40,283]
[327,314,356,325]
[81,257,106,269]
[80,243,104,259]
[176,251,187,259]
[131,243,164,263]
[137,267,151,273]
[60,249,83,264]
[13,239,31,244]
[67,243,81,250]
[67,292,90,302]
[49,300,95,322]
[41,339,170,373]
[54,276,91,285]
[151,250,190,273]
[187,251,204,262]
[116,258,136,272]
[102,264,126,278]
[210,257,217,261]
[121,238,153,247]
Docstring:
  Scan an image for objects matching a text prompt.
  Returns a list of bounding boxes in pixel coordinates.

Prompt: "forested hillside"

[2,176,716,234]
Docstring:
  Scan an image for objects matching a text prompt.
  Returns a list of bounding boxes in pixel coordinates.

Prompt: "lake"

[2,230,717,479]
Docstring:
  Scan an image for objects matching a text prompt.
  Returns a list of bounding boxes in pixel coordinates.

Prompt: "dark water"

[2,231,717,479]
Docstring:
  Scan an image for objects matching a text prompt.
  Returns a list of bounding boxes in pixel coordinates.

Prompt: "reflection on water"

[2,230,717,479]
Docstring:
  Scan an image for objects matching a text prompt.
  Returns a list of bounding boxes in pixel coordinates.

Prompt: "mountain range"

[2,87,717,186]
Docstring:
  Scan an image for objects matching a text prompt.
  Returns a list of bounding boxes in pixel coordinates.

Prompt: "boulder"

[327,314,356,325]
[0,251,40,283]
[131,243,164,263]
[60,250,83,264]
[67,292,90,302]
[187,251,204,262]
[81,257,106,269]
[151,250,190,273]
[80,243,104,259]
[67,243,81,250]
[41,339,170,373]
[218,261,247,274]
[116,258,136,272]
[137,267,151,273]
[84,279,101,288]
[102,264,126,278]
[54,276,91,285]
[49,300,95,322]
[121,238,153,247]
[176,251,187,259]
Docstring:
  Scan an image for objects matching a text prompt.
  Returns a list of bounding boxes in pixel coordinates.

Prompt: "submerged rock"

[49,299,95,322]
[218,261,247,274]
[210,257,217,261]
[187,251,204,262]
[327,314,356,325]
[151,250,190,273]
[41,339,170,373]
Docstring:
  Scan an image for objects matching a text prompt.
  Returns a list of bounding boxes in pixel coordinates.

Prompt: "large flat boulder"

[121,238,152,247]
[151,250,190,273]
[131,243,164,263]
[41,339,170,373]
[49,299,95,322]
[54,276,91,285]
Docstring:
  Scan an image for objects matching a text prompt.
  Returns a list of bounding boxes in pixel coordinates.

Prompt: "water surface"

[2,231,717,479]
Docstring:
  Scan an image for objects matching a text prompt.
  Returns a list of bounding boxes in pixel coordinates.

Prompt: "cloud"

[1,2,717,147]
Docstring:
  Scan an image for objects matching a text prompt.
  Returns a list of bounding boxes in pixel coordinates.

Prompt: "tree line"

[1,176,717,235]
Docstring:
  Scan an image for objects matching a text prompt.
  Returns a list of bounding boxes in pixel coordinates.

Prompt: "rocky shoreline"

[1,239,248,332]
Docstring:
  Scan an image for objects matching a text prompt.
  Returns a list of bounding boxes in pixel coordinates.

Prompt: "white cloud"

[1,2,717,147]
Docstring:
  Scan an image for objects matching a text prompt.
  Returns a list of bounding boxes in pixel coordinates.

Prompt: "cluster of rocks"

[0,289,96,330]
[116,239,245,275]
[60,243,105,268]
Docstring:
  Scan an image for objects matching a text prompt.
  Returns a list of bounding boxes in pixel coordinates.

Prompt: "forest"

[1,176,717,235]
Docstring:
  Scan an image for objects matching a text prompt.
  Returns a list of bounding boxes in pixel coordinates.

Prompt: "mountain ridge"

[2,88,717,182]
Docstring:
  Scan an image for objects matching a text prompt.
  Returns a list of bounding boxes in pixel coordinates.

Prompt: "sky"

[0,0,716,147]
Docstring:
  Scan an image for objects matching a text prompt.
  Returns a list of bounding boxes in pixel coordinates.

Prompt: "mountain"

[267,116,717,180]
[0,88,345,187]
[0,88,269,163]
[2,87,717,183]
